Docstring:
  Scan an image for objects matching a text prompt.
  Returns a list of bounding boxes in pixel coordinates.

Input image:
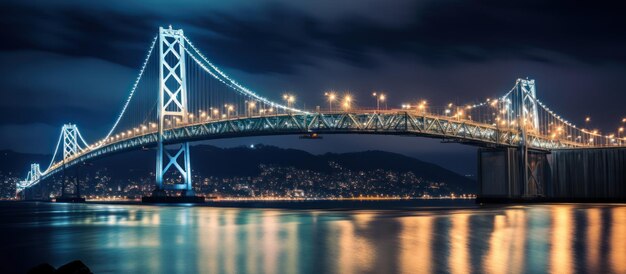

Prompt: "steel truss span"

[39,111,580,180]
[17,26,625,194]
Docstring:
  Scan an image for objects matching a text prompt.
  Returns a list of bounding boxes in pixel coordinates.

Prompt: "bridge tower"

[62,124,80,159]
[478,78,549,201]
[57,124,86,202]
[154,26,194,196]
[515,79,540,132]
[514,79,546,198]
[29,163,41,182]
[17,163,42,199]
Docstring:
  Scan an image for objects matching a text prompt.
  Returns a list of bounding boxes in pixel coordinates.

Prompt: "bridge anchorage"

[16,26,626,203]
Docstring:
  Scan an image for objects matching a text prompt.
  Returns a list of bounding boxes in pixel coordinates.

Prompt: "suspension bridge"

[16,26,626,201]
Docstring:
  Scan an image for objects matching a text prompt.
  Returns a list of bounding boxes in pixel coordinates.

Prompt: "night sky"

[1,0,625,175]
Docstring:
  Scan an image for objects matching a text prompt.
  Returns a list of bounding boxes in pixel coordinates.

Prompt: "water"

[1,201,625,274]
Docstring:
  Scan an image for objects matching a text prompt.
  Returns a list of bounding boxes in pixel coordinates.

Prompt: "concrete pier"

[477,147,626,202]
[549,147,626,200]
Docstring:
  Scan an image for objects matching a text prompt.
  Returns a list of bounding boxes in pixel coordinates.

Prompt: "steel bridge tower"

[18,164,42,200]
[515,79,545,198]
[154,26,194,196]
[29,163,41,182]
[62,124,80,159]
[18,163,41,190]
[516,79,540,132]
[478,78,549,201]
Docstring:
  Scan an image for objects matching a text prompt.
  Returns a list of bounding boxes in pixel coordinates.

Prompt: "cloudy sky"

[1,0,625,175]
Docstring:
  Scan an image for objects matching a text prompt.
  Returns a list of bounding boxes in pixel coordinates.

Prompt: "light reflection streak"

[399,216,433,274]
[449,213,469,274]
[586,208,601,273]
[246,211,259,274]
[610,207,626,273]
[284,217,299,274]
[197,209,220,273]
[483,209,527,274]
[510,210,526,273]
[263,211,279,274]
[223,210,237,274]
[550,206,573,274]
[336,221,355,274]
[353,214,376,273]
[331,215,375,274]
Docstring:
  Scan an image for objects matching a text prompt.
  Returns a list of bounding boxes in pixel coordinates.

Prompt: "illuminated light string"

[100,36,158,145]
[183,48,287,114]
[42,129,64,174]
[76,129,91,151]
[184,42,302,114]
[463,85,516,109]
[536,99,601,137]
[182,35,308,114]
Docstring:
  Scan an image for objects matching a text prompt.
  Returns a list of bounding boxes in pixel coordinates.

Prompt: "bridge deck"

[40,110,586,181]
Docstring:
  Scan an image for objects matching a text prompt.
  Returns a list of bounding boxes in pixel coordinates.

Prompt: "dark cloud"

[2,1,626,73]
[0,4,157,68]
[1,0,625,175]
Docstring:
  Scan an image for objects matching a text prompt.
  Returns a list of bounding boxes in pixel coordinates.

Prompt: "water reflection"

[449,213,469,274]
[550,206,573,274]
[330,216,376,274]
[399,215,432,274]
[2,202,626,274]
[586,208,601,273]
[610,207,626,273]
[483,209,526,274]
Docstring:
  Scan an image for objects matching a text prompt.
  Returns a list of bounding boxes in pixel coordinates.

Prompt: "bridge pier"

[20,179,50,202]
[55,163,86,203]
[477,147,551,202]
[548,147,626,201]
[478,146,626,203]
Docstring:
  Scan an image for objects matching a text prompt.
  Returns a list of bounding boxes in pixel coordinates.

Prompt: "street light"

[283,94,295,110]
[343,95,352,111]
[418,100,427,113]
[246,101,256,117]
[224,104,234,118]
[325,92,336,112]
[372,92,386,111]
[456,110,464,120]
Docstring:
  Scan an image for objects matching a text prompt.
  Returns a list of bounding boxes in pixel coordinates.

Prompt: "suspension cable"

[43,128,64,174]
[182,35,307,114]
[101,36,158,144]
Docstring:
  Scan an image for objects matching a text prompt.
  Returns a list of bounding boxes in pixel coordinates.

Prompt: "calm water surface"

[1,200,625,274]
